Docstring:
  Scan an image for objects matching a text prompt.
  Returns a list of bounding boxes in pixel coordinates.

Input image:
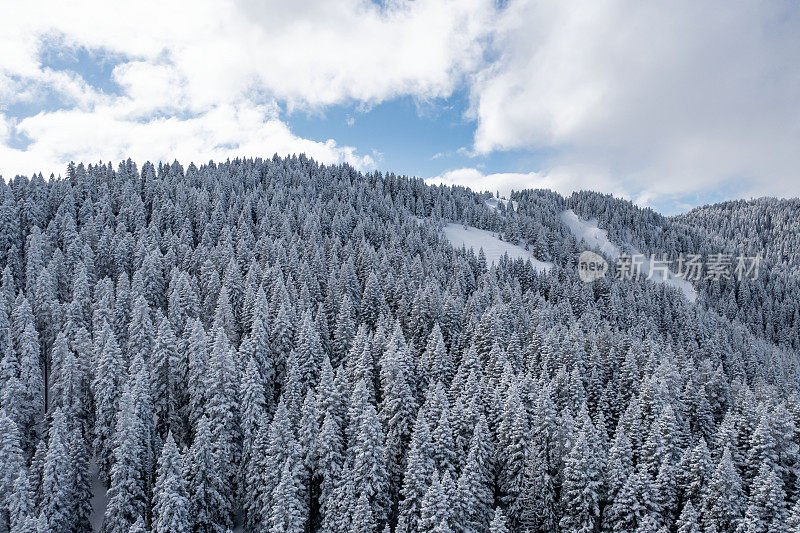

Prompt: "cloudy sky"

[1,0,799,213]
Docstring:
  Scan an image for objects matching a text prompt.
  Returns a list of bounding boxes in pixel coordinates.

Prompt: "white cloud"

[426,165,625,199]
[2,0,800,209]
[0,0,493,109]
[0,0,492,178]
[471,0,800,204]
[1,104,374,179]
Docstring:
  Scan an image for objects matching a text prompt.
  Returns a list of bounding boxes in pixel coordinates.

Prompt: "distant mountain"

[676,198,800,271]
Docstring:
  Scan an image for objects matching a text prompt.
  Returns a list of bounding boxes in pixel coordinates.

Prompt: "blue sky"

[288,92,544,182]
[2,0,799,215]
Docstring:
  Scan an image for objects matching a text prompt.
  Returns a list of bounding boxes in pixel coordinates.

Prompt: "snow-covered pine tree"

[103,382,148,533]
[558,423,604,533]
[453,414,494,533]
[152,316,183,443]
[153,432,191,533]
[269,457,308,533]
[185,415,230,532]
[489,507,511,533]
[92,327,125,486]
[701,447,744,533]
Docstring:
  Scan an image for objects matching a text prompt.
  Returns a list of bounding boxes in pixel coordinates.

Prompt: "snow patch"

[560,210,697,302]
[443,223,552,271]
[90,459,108,532]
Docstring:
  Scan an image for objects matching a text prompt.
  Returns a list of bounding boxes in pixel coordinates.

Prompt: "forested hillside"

[555,192,800,351]
[676,198,800,271]
[0,155,799,533]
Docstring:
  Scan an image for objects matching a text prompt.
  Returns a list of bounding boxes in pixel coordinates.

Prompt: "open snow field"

[442,223,552,271]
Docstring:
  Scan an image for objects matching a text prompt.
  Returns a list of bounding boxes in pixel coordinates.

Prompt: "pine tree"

[787,498,800,533]
[204,327,240,502]
[701,447,744,533]
[742,464,787,533]
[93,329,125,485]
[489,507,511,533]
[602,429,634,532]
[167,271,199,337]
[420,323,451,390]
[239,356,267,491]
[103,383,147,533]
[431,404,457,480]
[559,426,604,533]
[67,327,93,436]
[283,350,305,423]
[186,318,209,434]
[298,389,320,528]
[676,500,701,533]
[257,400,299,527]
[419,473,449,532]
[153,316,183,442]
[243,422,270,532]
[332,296,355,366]
[379,323,419,506]
[18,321,44,444]
[653,455,678,530]
[360,272,385,330]
[69,424,93,533]
[324,462,356,533]
[0,410,24,518]
[351,403,389,526]
[249,287,274,392]
[39,409,74,532]
[213,285,238,346]
[397,415,435,533]
[49,331,71,411]
[747,411,779,482]
[604,467,653,533]
[317,407,345,530]
[185,415,230,533]
[499,386,531,518]
[296,308,323,391]
[8,469,33,533]
[130,353,157,518]
[269,458,307,533]
[153,432,191,533]
[126,295,154,365]
[351,492,376,533]
[518,434,557,533]
[453,415,494,533]
[127,516,147,533]
[271,297,296,382]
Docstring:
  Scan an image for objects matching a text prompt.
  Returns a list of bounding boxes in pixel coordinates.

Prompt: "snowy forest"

[0,155,799,533]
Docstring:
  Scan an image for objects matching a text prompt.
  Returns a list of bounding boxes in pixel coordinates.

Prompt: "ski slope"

[560,210,697,302]
[443,223,552,271]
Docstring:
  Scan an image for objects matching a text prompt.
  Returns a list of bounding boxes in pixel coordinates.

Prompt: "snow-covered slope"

[560,210,697,302]
[443,223,552,271]
[560,210,619,258]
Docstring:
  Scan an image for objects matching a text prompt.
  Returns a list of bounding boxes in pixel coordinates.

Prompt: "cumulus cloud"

[2,0,800,210]
[1,103,374,178]
[470,0,800,205]
[426,166,625,199]
[0,0,492,178]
